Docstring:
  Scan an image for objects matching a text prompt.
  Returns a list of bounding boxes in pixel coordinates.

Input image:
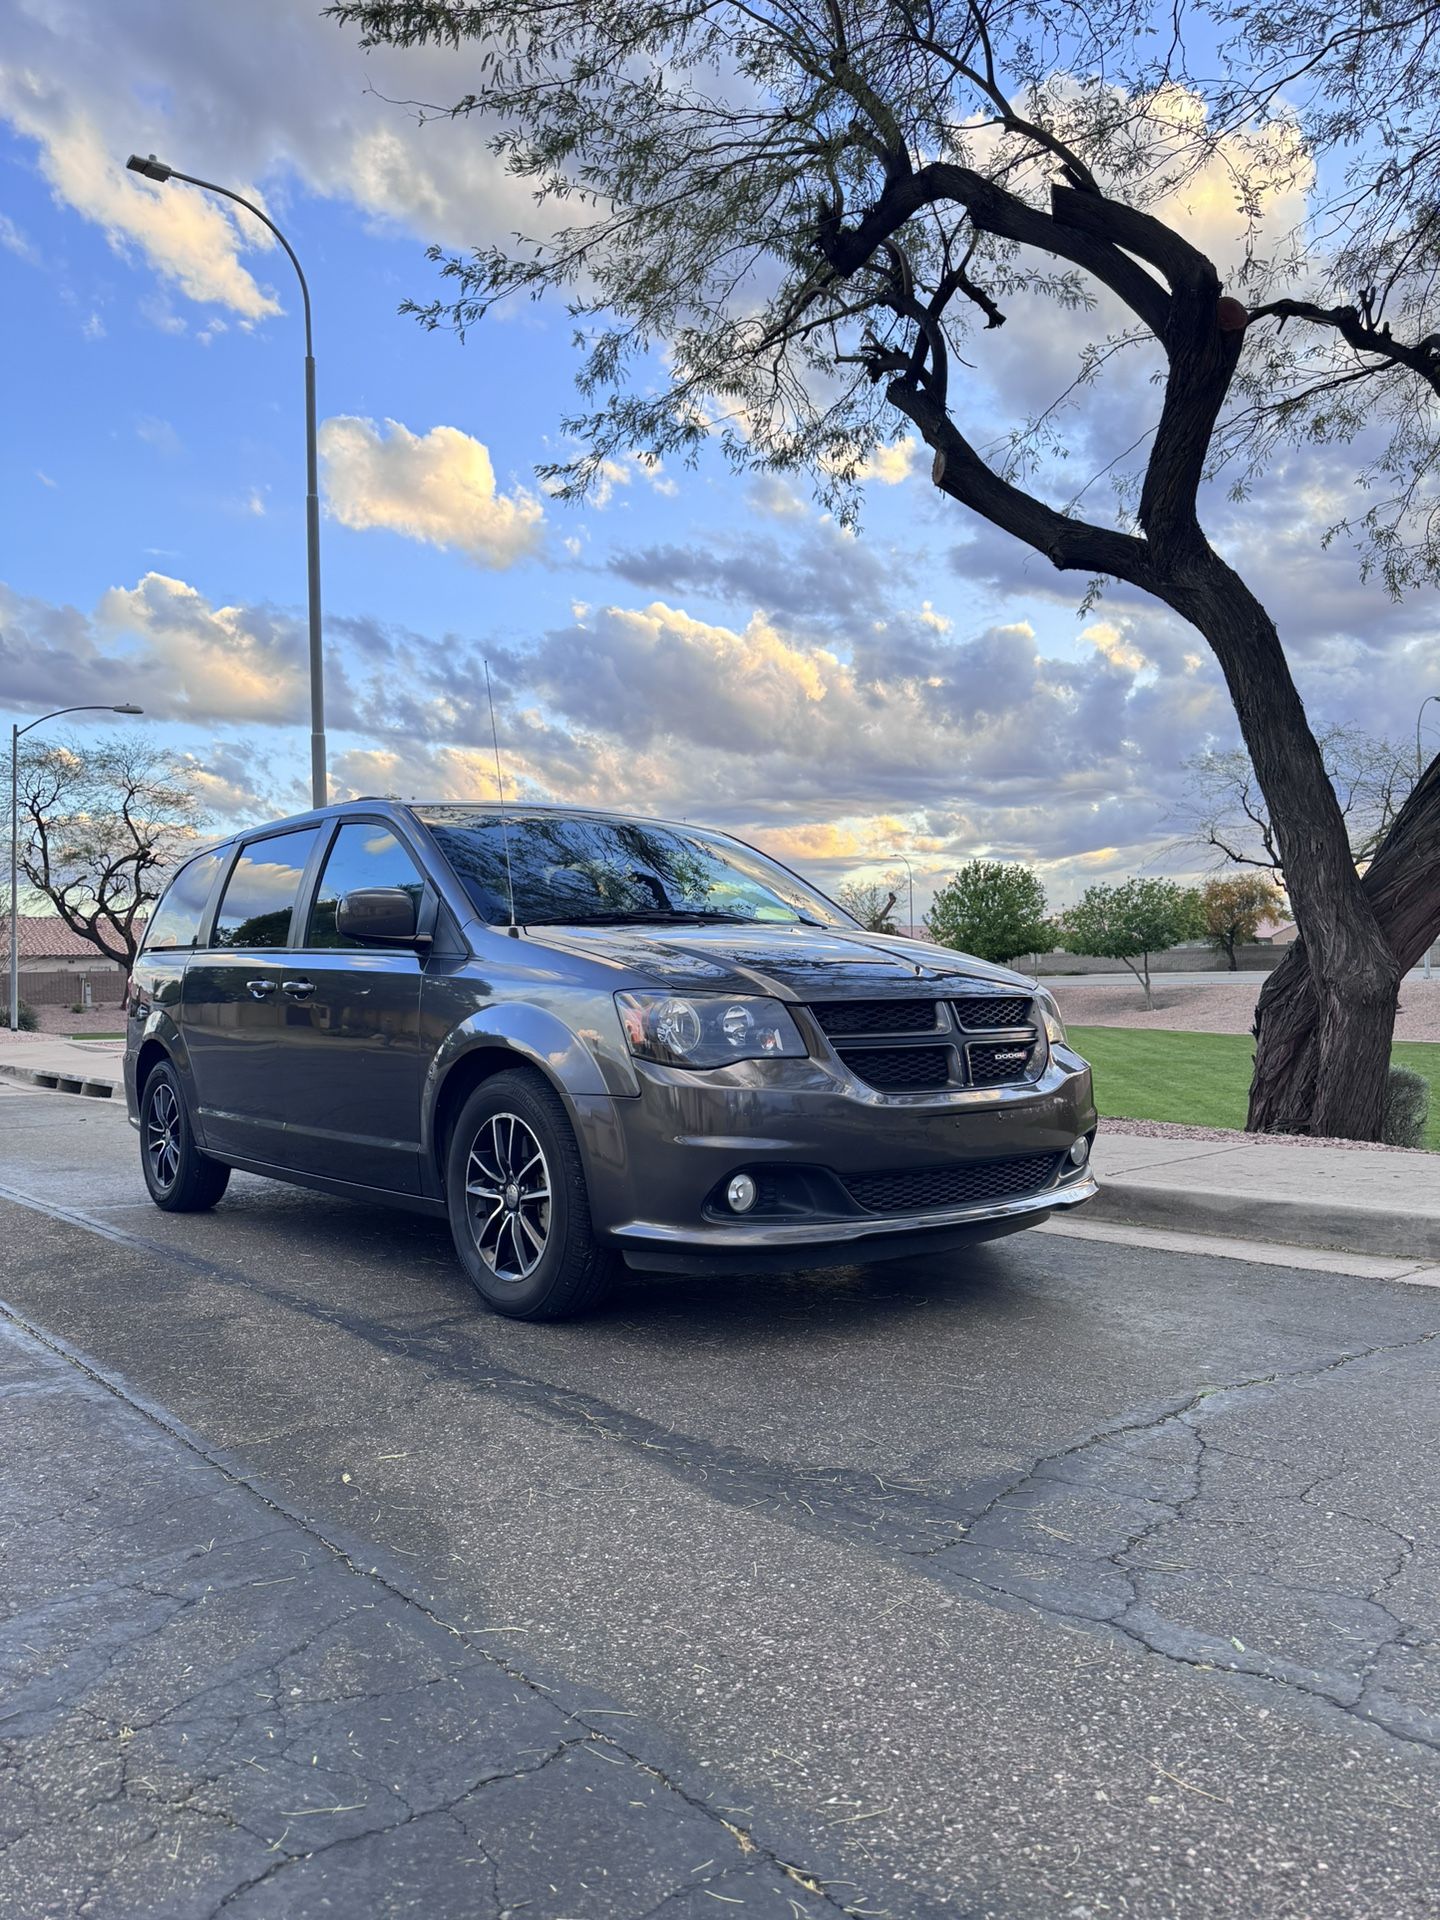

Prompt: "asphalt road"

[2,1086,1439,1920]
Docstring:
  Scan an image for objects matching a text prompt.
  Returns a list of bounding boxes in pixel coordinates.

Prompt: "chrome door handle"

[245,979,278,999]
[282,979,315,999]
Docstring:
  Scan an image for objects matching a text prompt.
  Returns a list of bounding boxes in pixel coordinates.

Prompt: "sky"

[2,0,1437,921]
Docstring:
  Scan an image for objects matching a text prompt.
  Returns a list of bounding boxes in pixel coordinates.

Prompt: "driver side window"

[307,822,425,949]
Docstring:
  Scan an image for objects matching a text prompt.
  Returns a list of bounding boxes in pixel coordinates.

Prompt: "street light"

[125,152,327,809]
[9,705,144,1033]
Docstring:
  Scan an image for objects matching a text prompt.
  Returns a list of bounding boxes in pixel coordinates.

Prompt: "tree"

[926,861,1053,964]
[330,0,1440,1140]
[17,737,206,968]
[1176,729,1413,879]
[836,880,900,932]
[1061,879,1205,1010]
[1201,873,1284,969]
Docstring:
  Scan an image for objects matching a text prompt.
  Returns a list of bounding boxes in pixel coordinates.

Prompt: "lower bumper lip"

[609,1170,1098,1251]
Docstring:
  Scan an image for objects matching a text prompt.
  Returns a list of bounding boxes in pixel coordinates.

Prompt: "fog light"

[727,1174,758,1213]
[1069,1136,1090,1167]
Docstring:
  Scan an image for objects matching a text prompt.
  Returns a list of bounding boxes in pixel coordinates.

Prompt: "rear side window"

[211,828,321,950]
[143,849,226,952]
[306,822,425,948]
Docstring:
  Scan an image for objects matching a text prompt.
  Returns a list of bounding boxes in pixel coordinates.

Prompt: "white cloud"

[0,211,36,260]
[856,438,921,485]
[319,416,545,569]
[0,0,569,325]
[0,67,282,319]
[96,574,313,723]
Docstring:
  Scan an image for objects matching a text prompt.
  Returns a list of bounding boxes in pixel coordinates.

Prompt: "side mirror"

[336,887,421,947]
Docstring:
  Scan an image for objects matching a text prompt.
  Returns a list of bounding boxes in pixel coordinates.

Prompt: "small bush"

[16,1000,39,1032]
[1384,1066,1431,1149]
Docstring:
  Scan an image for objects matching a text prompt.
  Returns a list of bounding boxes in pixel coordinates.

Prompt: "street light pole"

[8,704,143,1033]
[126,154,327,809]
[884,853,915,936]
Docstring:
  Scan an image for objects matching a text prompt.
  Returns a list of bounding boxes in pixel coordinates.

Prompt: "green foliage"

[16,1000,38,1033]
[1060,879,1205,1008]
[1200,873,1283,968]
[1384,1066,1431,1150]
[925,862,1052,965]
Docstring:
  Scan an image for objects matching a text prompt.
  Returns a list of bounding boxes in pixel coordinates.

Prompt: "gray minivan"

[125,802,1097,1318]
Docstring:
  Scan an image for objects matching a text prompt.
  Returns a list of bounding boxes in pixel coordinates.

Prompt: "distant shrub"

[17,1001,39,1033]
[1384,1066,1431,1149]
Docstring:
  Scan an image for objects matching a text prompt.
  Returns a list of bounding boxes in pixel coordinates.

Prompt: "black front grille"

[837,1045,953,1091]
[843,1153,1061,1215]
[951,995,1032,1030]
[810,999,938,1037]
[967,1040,1039,1086]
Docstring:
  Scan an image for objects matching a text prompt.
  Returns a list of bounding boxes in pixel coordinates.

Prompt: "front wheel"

[140,1061,231,1212]
[445,1070,616,1320]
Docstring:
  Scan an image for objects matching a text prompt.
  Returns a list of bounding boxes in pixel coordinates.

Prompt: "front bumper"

[572,1043,1098,1271]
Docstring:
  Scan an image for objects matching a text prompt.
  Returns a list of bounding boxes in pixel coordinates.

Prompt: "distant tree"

[837,880,899,932]
[926,861,1053,965]
[1201,874,1284,970]
[1176,729,1412,879]
[17,736,206,968]
[1061,879,1205,1011]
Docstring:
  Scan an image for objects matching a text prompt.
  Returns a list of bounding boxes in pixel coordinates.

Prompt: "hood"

[519,920,1033,1001]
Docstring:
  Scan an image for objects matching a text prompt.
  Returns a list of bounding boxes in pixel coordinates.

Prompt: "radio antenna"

[483,658,518,932]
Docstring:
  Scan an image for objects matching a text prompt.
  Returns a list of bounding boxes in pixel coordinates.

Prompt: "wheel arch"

[134,1036,175,1102]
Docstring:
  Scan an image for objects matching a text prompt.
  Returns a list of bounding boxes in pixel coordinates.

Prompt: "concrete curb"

[1085,1180,1440,1263]
[0,1061,119,1101]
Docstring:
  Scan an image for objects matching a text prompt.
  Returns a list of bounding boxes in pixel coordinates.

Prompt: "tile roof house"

[0,915,142,968]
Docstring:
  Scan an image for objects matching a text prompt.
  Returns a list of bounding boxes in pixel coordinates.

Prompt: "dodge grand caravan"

[125,803,1098,1318]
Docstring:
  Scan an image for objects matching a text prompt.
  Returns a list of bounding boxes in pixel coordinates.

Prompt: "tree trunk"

[1225,935,1238,971]
[1163,547,1400,1140]
[1249,754,1440,1132]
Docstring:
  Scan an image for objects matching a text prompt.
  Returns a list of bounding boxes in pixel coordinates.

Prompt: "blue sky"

[3,0,1434,917]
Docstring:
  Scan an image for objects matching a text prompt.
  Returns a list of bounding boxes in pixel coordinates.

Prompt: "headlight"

[616,992,808,1068]
[1036,987,1067,1047]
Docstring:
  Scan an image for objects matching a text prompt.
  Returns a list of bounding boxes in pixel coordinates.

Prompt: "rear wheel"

[445,1070,616,1320]
[140,1061,230,1212]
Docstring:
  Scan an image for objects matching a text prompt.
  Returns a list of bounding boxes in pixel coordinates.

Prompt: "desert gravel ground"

[1050,973,1440,1042]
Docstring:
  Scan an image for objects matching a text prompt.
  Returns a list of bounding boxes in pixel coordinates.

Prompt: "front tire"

[140,1061,231,1212]
[445,1070,616,1321]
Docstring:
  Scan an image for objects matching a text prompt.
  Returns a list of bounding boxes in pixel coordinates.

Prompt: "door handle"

[245,979,278,999]
[282,979,316,1000]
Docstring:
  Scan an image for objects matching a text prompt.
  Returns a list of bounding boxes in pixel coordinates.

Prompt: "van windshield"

[411,809,850,930]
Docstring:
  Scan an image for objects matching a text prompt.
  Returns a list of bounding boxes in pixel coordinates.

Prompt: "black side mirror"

[336,887,421,947]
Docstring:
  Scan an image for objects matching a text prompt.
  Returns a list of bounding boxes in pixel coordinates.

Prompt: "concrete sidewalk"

[1089,1131,1440,1261]
[0,1031,124,1099]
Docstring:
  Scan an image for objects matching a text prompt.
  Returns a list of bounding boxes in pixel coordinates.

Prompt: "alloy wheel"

[465,1113,552,1282]
[146,1081,182,1190]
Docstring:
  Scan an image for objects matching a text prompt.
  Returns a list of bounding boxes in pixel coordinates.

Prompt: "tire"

[445,1069,616,1321]
[140,1060,231,1213]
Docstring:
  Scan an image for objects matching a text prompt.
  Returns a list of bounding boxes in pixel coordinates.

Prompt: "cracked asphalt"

[2,1087,1439,1919]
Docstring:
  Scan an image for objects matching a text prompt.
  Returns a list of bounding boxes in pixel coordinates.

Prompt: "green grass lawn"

[1069,1025,1440,1150]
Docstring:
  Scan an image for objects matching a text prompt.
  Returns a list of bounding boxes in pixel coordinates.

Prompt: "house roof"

[0,914,143,961]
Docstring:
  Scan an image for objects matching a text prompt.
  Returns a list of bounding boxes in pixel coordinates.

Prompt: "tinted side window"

[211,828,321,949]
[306,823,425,948]
[143,849,227,951]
